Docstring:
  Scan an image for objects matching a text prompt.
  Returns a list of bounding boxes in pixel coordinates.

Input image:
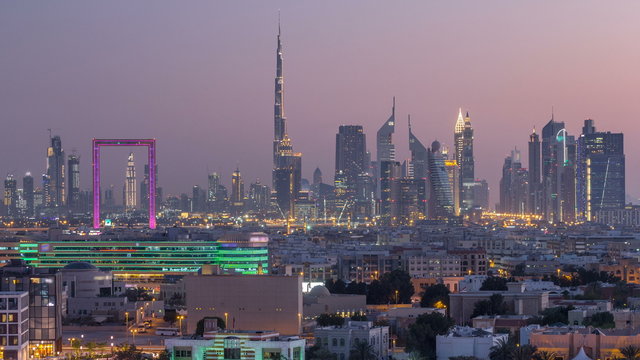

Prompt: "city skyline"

[1,2,639,205]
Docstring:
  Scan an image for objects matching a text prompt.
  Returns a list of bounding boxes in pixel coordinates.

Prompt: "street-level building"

[314,321,389,360]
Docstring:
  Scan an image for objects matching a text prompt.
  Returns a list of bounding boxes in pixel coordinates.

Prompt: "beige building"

[527,326,640,360]
[449,283,549,324]
[185,274,302,335]
[302,286,366,318]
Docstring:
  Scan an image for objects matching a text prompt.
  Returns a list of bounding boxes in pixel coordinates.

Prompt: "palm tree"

[489,338,516,360]
[349,341,377,360]
[534,351,557,360]
[620,345,640,360]
[512,345,538,360]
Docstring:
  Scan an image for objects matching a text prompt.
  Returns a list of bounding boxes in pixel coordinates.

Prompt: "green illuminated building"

[18,231,269,277]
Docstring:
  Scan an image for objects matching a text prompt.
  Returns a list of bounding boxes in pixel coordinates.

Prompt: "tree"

[195,316,226,336]
[420,284,450,309]
[346,282,368,295]
[512,263,527,277]
[480,277,508,291]
[583,311,615,329]
[619,345,640,360]
[512,345,537,360]
[306,344,337,360]
[325,279,347,294]
[379,269,415,304]
[366,280,386,304]
[471,294,508,318]
[406,312,455,359]
[113,344,144,360]
[316,313,345,327]
[124,288,152,302]
[489,338,515,360]
[349,341,377,360]
[351,312,368,321]
[533,351,557,360]
[157,350,170,360]
[539,306,573,325]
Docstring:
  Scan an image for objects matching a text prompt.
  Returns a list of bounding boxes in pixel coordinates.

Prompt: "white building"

[406,254,461,278]
[0,292,29,360]
[436,326,508,360]
[164,330,305,360]
[314,321,389,360]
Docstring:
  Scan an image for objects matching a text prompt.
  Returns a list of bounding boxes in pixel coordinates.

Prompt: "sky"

[1,1,640,207]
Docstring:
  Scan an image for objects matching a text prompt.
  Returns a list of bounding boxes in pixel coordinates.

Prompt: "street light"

[177,315,185,336]
[395,290,399,304]
[125,312,130,329]
[130,329,137,345]
[224,313,228,329]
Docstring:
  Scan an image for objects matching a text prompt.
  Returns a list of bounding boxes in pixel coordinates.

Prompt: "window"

[340,338,345,346]
[332,338,337,346]
[223,337,241,360]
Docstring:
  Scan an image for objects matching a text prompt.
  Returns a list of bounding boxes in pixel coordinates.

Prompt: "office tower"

[542,116,576,222]
[376,98,396,198]
[528,128,542,214]
[473,179,490,210]
[427,140,454,219]
[454,109,475,212]
[23,173,34,217]
[379,160,401,223]
[576,119,625,222]
[397,178,427,225]
[231,167,245,216]
[46,135,66,208]
[444,158,461,216]
[141,164,158,211]
[335,125,367,200]
[3,175,17,216]
[124,152,137,211]
[274,135,302,218]
[103,185,114,209]
[207,172,220,211]
[249,181,270,213]
[409,116,428,181]
[192,185,205,212]
[67,155,80,212]
[499,148,529,214]
[313,167,322,185]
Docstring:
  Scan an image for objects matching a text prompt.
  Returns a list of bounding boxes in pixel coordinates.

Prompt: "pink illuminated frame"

[92,139,156,229]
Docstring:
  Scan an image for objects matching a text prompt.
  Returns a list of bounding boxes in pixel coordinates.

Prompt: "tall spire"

[455,107,465,134]
[392,96,396,117]
[273,15,287,176]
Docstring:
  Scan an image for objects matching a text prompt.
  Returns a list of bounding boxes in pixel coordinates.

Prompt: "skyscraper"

[376,98,396,200]
[231,167,245,216]
[427,140,455,219]
[141,164,158,211]
[408,115,429,217]
[23,173,34,217]
[528,128,542,214]
[542,117,568,222]
[124,152,137,211]
[67,154,80,212]
[3,175,17,216]
[576,119,625,222]
[271,22,302,217]
[379,160,401,223]
[249,180,270,213]
[454,109,475,212]
[46,135,66,208]
[313,167,323,185]
[499,148,528,214]
[335,125,367,198]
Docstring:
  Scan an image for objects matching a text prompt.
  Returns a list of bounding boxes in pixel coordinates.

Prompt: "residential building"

[314,321,389,360]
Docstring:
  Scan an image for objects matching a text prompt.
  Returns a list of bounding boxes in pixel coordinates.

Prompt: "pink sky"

[1,1,639,206]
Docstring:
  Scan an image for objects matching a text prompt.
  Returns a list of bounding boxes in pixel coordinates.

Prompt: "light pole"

[395,290,399,304]
[224,313,228,329]
[125,312,129,329]
[131,329,137,345]
[177,315,184,336]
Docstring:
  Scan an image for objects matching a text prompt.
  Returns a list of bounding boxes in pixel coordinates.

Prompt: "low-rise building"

[526,326,640,360]
[472,315,531,334]
[185,273,302,335]
[449,283,549,324]
[0,292,29,360]
[436,326,508,360]
[303,286,366,318]
[314,321,389,360]
[164,330,305,360]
